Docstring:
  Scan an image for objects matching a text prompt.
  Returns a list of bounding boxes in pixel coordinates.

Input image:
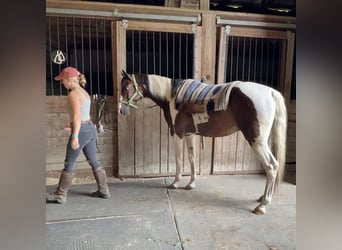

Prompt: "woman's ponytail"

[78,74,87,88]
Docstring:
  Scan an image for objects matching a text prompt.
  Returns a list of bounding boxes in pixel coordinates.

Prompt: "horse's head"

[119,70,144,115]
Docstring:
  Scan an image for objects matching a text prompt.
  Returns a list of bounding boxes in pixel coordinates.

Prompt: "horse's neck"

[147,75,172,101]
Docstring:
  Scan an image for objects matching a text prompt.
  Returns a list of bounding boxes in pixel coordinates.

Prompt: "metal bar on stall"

[230,36,234,82]
[271,40,276,87]
[248,37,251,81]
[103,20,107,95]
[260,39,263,83]
[88,19,93,95]
[138,30,141,73]
[81,19,85,74]
[277,40,282,88]
[166,33,169,77]
[265,40,270,85]
[236,37,239,80]
[159,32,161,75]
[185,34,188,77]
[132,30,135,73]
[172,33,175,79]
[253,38,257,82]
[96,20,100,94]
[46,8,201,23]
[73,18,78,69]
[48,17,54,96]
[181,34,183,78]
[56,18,63,95]
[242,37,246,81]
[146,31,148,73]
[64,17,68,67]
[152,32,156,74]
[216,16,296,29]
[224,34,229,82]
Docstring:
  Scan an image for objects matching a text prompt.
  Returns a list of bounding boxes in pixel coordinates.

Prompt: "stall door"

[114,20,205,177]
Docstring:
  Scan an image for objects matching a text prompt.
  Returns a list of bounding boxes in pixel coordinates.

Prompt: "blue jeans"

[63,122,101,172]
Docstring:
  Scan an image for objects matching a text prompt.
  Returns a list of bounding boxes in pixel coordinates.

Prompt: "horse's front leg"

[167,136,183,189]
[185,134,196,190]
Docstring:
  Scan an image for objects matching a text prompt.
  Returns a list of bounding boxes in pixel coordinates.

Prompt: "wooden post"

[193,25,202,80]
[199,12,216,174]
[216,27,227,83]
[283,31,295,107]
[201,12,216,81]
[112,20,131,177]
[112,21,126,90]
[199,0,209,10]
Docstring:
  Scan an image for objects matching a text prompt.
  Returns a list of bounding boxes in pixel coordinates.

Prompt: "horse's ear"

[121,70,131,80]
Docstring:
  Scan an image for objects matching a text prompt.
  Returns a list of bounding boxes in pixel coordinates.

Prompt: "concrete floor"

[46,174,296,250]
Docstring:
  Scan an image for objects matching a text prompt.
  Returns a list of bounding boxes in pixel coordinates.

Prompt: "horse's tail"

[271,89,287,188]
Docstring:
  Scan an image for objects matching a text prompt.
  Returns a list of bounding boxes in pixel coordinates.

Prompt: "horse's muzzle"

[119,103,130,116]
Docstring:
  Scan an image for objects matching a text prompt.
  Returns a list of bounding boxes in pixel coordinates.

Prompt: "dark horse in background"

[119,70,287,215]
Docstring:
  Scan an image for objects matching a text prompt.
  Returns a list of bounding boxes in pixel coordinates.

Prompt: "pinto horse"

[119,70,287,215]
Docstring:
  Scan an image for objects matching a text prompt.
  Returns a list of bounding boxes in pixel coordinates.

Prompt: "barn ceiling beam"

[46,7,201,23]
[216,16,296,29]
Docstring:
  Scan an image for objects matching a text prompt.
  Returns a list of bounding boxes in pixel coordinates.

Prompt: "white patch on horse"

[147,75,172,101]
[237,82,276,139]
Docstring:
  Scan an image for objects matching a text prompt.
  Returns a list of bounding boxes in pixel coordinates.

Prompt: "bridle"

[119,74,144,109]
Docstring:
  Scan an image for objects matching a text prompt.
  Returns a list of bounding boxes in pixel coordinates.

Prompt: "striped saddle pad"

[175,79,238,111]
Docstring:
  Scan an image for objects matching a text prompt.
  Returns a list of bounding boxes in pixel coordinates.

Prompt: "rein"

[119,74,144,109]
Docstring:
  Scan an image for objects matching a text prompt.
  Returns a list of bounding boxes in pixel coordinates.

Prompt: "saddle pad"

[175,79,240,111]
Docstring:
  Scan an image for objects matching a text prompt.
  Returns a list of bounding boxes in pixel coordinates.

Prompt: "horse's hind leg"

[251,140,279,215]
[167,136,183,189]
[185,134,196,190]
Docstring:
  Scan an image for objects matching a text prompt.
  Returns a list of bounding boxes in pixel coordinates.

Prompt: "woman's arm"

[69,91,81,149]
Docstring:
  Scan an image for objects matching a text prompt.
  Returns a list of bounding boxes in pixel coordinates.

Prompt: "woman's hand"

[71,137,80,150]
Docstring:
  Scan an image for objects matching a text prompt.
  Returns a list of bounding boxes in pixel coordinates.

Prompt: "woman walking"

[46,67,111,204]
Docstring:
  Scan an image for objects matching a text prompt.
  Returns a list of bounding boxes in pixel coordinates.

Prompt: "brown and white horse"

[119,70,287,215]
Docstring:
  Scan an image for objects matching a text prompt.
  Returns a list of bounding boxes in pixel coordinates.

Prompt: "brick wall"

[46,96,117,178]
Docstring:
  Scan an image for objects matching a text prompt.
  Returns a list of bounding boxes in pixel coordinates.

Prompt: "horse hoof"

[185,184,195,190]
[253,205,266,215]
[167,184,178,189]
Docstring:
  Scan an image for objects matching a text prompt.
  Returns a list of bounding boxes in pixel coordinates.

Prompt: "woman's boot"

[91,167,111,198]
[46,170,74,204]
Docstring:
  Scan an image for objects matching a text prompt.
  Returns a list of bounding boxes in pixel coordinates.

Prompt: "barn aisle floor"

[46,174,296,250]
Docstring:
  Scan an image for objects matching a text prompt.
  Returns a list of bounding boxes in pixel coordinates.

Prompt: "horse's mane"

[171,79,185,97]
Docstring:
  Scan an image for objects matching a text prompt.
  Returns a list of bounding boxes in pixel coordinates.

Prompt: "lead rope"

[199,76,209,150]
[94,94,108,153]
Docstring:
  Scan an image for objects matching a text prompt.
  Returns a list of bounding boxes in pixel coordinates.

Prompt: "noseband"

[120,74,144,109]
